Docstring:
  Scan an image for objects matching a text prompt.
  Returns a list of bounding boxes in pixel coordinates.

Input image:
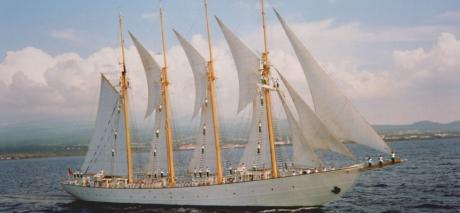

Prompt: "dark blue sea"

[0,138,459,212]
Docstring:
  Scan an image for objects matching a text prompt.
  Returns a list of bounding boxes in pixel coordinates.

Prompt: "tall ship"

[62,0,402,207]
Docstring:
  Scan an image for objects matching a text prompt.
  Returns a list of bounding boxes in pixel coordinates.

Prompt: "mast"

[159,8,176,187]
[204,0,223,184]
[118,15,134,183]
[260,0,278,178]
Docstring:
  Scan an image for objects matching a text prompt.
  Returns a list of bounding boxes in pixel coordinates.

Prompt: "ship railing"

[63,164,361,189]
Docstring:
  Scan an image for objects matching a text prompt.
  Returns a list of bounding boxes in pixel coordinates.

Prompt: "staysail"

[130,33,170,175]
[144,101,169,175]
[274,9,392,154]
[239,94,272,170]
[188,99,217,173]
[173,30,208,118]
[80,74,128,176]
[277,71,354,158]
[277,89,323,168]
[174,31,218,174]
[129,32,162,118]
[215,17,260,113]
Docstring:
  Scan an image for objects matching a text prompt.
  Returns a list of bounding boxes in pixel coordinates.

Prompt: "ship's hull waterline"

[62,165,360,207]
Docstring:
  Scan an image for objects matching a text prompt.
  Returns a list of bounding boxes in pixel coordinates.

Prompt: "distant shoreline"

[1,136,459,161]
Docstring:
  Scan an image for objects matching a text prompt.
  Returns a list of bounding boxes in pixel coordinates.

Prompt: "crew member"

[391,151,396,164]
[367,156,372,167]
[379,155,383,167]
[206,167,210,177]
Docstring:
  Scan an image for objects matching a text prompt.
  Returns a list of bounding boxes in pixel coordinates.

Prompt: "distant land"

[1,120,459,156]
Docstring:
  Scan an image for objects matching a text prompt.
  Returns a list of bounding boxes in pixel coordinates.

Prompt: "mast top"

[160,8,168,69]
[261,0,269,56]
[119,15,128,75]
[204,0,214,62]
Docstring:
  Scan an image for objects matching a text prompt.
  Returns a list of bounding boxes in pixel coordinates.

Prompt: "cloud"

[141,11,159,20]
[50,28,79,41]
[1,16,459,126]
[438,10,460,22]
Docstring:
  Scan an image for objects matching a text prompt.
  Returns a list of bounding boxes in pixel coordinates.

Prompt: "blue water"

[0,139,459,212]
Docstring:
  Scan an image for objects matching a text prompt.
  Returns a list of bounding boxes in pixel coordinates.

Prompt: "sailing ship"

[62,0,402,207]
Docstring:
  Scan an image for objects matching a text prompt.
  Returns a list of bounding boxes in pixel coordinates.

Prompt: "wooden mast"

[118,15,134,183]
[159,8,176,187]
[260,0,278,178]
[204,0,223,184]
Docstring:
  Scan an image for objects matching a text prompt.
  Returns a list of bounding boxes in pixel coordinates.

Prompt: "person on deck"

[193,168,197,178]
[379,155,384,167]
[206,167,210,177]
[391,151,396,164]
[367,156,373,167]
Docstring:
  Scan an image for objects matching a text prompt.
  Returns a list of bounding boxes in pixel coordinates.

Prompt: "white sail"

[277,90,323,168]
[277,72,354,158]
[113,105,128,176]
[129,32,162,118]
[215,17,260,113]
[239,93,272,170]
[144,100,169,176]
[80,74,128,176]
[188,99,217,174]
[274,10,391,154]
[173,30,208,118]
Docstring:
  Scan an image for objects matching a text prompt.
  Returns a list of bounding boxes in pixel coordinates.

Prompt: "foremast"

[204,0,223,184]
[260,0,278,178]
[159,8,176,187]
[118,16,134,183]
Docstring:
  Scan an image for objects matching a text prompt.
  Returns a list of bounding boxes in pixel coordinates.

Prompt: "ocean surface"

[0,138,459,213]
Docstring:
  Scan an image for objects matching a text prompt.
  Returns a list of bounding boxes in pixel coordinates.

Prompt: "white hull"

[63,165,360,207]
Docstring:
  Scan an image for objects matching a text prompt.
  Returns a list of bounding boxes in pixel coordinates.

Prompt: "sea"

[0,138,459,213]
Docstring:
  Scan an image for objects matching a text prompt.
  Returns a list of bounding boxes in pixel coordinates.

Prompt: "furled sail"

[215,17,260,113]
[173,30,208,118]
[277,90,323,168]
[274,9,392,154]
[80,74,128,176]
[129,32,162,118]
[188,98,217,174]
[238,93,272,170]
[277,71,354,158]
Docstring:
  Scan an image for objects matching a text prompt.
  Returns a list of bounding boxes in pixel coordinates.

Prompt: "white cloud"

[141,11,159,20]
[1,16,459,126]
[50,28,79,41]
[438,10,460,22]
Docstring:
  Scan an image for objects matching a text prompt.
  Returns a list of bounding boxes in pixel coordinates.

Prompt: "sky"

[0,0,459,128]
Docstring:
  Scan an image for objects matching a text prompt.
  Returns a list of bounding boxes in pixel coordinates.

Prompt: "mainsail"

[130,33,169,175]
[80,74,128,176]
[277,72,354,158]
[173,30,208,118]
[215,17,260,113]
[129,33,162,118]
[274,9,392,154]
[277,89,323,168]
